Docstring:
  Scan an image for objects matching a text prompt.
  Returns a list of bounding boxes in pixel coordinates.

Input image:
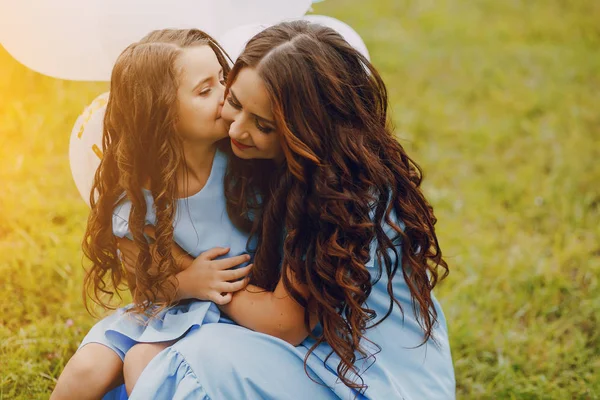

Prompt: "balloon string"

[92,144,103,160]
[77,95,109,139]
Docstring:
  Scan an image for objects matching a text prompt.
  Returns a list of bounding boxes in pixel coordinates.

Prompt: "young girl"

[121,21,456,400]
[51,29,254,400]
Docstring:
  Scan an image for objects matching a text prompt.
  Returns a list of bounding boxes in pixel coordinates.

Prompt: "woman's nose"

[229,119,250,140]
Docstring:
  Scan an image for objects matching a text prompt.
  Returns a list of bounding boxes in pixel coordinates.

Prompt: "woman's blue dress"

[128,213,456,399]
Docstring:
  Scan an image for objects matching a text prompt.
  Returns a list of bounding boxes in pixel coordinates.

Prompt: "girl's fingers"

[213,255,251,270]
[211,292,232,305]
[219,264,253,281]
[117,239,137,272]
[199,247,231,261]
[217,277,250,293]
[143,225,157,240]
[116,237,138,258]
[124,265,136,276]
[122,255,136,273]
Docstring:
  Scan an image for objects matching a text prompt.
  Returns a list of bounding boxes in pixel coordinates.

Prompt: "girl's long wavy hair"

[83,29,231,315]
[225,21,449,392]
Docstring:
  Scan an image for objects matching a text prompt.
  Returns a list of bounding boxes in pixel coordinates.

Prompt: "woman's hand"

[117,226,253,305]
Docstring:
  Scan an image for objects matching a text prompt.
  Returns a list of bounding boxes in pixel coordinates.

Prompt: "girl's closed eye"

[198,87,212,96]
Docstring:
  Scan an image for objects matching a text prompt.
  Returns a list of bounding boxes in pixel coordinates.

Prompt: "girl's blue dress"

[126,211,456,399]
[77,149,251,400]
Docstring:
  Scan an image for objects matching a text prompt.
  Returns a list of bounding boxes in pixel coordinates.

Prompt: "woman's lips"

[231,138,254,150]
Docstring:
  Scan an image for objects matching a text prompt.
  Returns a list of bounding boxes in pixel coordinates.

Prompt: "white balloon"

[0,0,313,81]
[214,0,312,35]
[302,15,370,61]
[94,0,223,81]
[0,0,107,81]
[218,15,371,64]
[69,92,108,206]
[217,23,272,62]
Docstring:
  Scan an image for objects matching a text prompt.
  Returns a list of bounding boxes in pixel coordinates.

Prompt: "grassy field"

[1,0,599,398]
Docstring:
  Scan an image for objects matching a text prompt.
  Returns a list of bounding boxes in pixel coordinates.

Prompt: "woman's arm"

[118,232,314,345]
[219,268,317,346]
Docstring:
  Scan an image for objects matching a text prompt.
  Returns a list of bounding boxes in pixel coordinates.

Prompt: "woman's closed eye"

[255,119,274,134]
[227,95,274,133]
[227,95,242,110]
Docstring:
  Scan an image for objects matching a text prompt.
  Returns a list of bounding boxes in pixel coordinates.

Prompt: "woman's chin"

[230,144,251,159]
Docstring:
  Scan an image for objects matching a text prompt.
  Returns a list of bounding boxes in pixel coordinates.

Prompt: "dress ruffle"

[129,346,211,400]
[79,300,220,361]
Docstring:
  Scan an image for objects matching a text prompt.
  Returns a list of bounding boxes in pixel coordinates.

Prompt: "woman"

[125,21,455,400]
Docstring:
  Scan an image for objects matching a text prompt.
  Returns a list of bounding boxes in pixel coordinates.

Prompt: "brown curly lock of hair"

[82,29,231,316]
[224,21,449,393]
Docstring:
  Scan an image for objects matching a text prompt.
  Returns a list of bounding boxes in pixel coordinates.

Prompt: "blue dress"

[77,149,251,399]
[128,213,456,399]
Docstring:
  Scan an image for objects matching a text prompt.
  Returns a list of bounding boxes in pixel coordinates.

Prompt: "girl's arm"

[219,269,317,346]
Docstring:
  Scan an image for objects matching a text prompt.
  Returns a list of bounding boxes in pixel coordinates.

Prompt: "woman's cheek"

[220,102,235,121]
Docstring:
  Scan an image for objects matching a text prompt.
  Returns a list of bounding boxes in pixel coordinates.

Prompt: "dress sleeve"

[365,236,379,269]
[112,200,133,240]
[365,211,405,269]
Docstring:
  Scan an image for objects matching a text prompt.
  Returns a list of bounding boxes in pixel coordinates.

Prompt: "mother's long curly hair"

[82,29,231,315]
[225,21,449,392]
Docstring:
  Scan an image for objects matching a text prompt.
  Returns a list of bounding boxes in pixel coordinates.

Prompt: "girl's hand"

[176,247,253,305]
[116,226,253,304]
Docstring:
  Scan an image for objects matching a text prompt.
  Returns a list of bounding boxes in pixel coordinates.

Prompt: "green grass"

[1,0,599,398]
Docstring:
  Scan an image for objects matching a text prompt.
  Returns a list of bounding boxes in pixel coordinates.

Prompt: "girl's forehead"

[176,45,221,83]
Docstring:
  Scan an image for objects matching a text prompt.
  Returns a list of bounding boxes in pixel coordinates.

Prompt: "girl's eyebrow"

[192,76,213,91]
[193,68,223,91]
[230,89,275,125]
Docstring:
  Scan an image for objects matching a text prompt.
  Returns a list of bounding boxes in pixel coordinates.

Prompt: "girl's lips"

[231,138,254,150]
